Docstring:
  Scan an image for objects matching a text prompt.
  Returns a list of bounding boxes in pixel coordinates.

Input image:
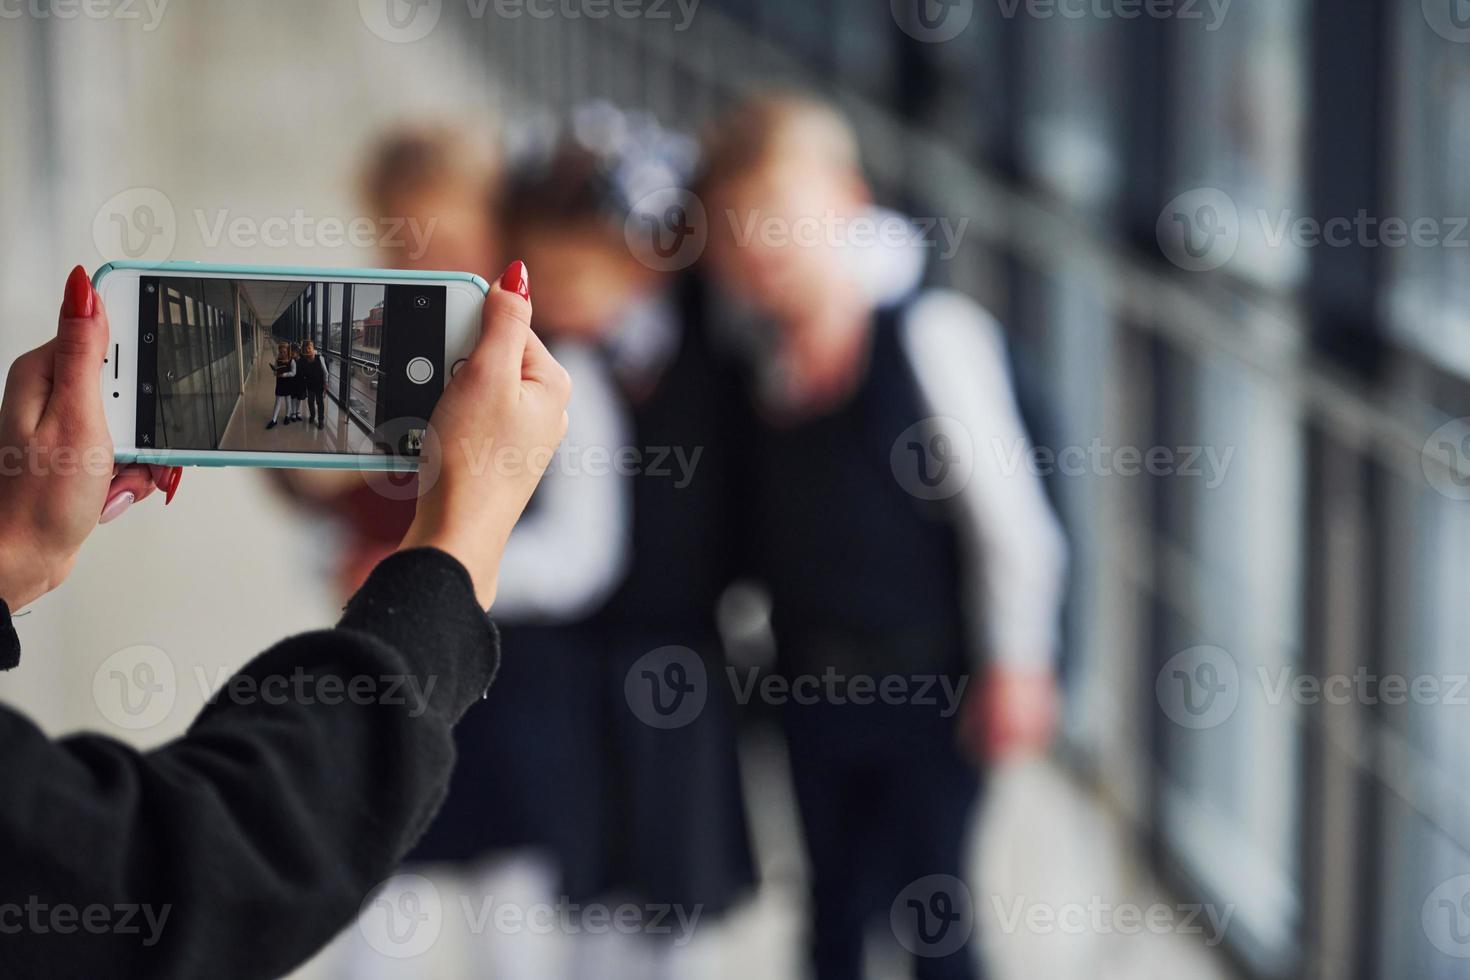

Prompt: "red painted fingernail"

[63,265,93,319]
[499,260,530,301]
[164,466,182,505]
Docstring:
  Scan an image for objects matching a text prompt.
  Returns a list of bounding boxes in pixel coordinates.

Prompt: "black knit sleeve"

[0,548,498,979]
[0,599,18,671]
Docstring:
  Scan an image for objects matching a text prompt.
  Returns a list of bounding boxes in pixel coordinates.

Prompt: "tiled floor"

[299,741,1239,980]
[218,346,375,455]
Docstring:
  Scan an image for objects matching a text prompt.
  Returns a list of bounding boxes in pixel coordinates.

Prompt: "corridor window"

[1370,467,1470,980]
[1027,266,1130,753]
[322,284,348,360]
[1153,344,1304,976]
[1165,0,1306,288]
[1017,13,1125,218]
[345,285,386,429]
[1383,0,1470,379]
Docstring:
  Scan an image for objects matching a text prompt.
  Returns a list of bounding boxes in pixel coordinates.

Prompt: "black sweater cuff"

[0,598,17,671]
[337,547,499,722]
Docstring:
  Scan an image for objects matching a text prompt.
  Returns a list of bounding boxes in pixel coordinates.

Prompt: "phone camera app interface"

[136,276,446,457]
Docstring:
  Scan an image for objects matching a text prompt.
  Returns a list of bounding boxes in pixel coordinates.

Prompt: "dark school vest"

[748,299,970,676]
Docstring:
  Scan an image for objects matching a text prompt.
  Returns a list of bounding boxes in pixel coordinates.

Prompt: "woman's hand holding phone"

[0,266,179,610]
[399,261,570,609]
[0,260,565,614]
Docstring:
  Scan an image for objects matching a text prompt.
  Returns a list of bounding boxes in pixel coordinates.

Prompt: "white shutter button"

[406,357,434,385]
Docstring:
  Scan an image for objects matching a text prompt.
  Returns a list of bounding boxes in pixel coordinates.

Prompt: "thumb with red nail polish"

[498,260,530,301]
[62,264,94,319]
[0,264,122,609]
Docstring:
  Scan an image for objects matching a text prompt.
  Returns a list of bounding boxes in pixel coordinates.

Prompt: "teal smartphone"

[94,261,488,470]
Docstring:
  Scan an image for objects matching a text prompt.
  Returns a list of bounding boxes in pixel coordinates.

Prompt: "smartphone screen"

[135,276,446,458]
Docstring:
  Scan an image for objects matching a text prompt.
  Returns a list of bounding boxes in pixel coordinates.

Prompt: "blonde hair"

[359,124,501,221]
[699,93,863,194]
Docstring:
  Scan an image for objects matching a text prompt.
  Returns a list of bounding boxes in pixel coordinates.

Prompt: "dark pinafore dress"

[273,359,293,397]
[409,275,756,919]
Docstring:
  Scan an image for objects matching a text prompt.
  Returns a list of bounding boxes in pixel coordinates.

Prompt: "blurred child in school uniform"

[699,93,1068,980]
